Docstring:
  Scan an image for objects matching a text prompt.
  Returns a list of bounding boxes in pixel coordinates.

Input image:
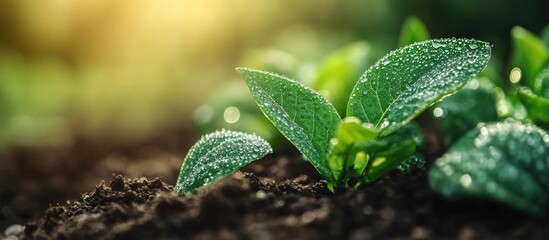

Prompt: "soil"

[6,156,549,240]
[1,124,548,240]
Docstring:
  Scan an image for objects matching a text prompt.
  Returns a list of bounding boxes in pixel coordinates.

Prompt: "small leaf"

[517,87,549,124]
[398,16,430,48]
[347,38,491,135]
[174,130,272,194]
[360,125,418,184]
[328,117,378,186]
[362,139,415,183]
[238,68,341,183]
[510,26,549,87]
[429,122,549,215]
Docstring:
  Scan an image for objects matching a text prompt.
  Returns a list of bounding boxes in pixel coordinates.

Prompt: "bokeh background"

[0,0,548,227]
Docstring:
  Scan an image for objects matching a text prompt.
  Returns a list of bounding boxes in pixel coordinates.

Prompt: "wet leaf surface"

[238,68,341,183]
[347,38,491,135]
[175,130,272,194]
[429,122,549,214]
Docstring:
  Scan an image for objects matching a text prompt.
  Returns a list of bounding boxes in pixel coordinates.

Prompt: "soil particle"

[15,157,549,239]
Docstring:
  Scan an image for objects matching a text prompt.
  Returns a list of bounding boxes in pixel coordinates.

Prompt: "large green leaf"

[238,68,341,183]
[347,39,491,135]
[398,16,430,48]
[175,130,272,194]
[517,87,549,124]
[510,26,549,87]
[429,122,549,215]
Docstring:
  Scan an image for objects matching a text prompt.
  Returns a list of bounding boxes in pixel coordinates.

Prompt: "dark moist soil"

[12,156,549,240]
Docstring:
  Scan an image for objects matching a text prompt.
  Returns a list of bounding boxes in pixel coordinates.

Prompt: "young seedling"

[175,38,491,195]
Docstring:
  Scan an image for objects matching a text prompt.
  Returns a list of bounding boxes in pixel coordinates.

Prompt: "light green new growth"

[174,130,272,194]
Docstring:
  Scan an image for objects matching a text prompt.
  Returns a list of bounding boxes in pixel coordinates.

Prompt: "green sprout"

[175,38,491,195]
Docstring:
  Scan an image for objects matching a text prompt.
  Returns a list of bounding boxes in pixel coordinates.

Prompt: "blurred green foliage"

[510,27,549,88]
[509,28,549,125]
[0,0,547,149]
[194,43,381,149]
[433,79,499,145]
[398,16,430,48]
[310,41,380,115]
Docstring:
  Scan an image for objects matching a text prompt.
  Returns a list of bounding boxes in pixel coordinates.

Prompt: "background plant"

[428,26,549,215]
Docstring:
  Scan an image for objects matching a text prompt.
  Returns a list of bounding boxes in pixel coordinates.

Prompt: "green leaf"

[429,122,549,215]
[533,62,549,98]
[328,118,419,188]
[359,124,418,184]
[174,130,272,194]
[347,38,491,135]
[433,78,499,145]
[510,26,549,87]
[517,87,549,124]
[396,153,425,173]
[363,139,415,183]
[395,123,426,172]
[238,68,341,183]
[311,41,377,115]
[328,117,378,187]
[398,16,430,48]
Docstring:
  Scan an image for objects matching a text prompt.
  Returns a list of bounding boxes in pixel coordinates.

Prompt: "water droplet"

[460,174,472,187]
[468,44,478,49]
[480,127,488,136]
[432,42,446,48]
[468,79,479,90]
